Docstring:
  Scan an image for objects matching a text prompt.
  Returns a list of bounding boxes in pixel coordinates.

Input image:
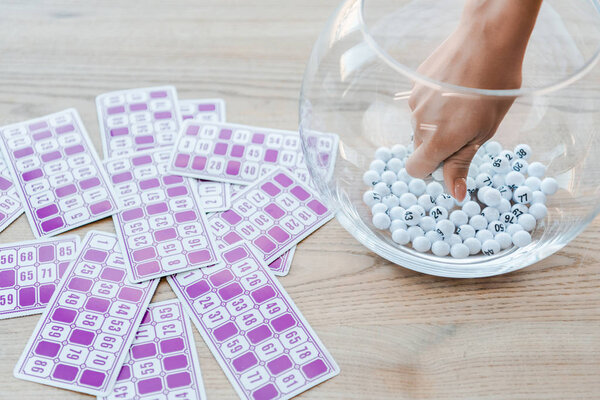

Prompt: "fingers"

[442,144,480,200]
[405,128,462,180]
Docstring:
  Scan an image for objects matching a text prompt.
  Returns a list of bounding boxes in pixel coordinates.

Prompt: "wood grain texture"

[0,1,599,399]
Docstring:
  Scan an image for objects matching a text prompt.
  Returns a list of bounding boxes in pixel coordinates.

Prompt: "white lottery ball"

[464,237,482,255]
[457,224,476,240]
[391,181,408,196]
[372,213,391,230]
[397,168,413,183]
[429,206,448,221]
[531,190,546,204]
[513,186,533,204]
[524,176,541,191]
[449,210,468,227]
[363,170,380,186]
[479,162,493,175]
[431,240,450,257]
[392,229,410,245]
[468,164,479,178]
[511,203,529,218]
[495,232,512,249]
[381,194,400,209]
[408,226,425,241]
[419,216,436,232]
[374,147,392,162]
[390,219,407,232]
[492,174,505,188]
[450,243,470,259]
[469,215,488,231]
[436,194,455,210]
[484,141,502,156]
[500,212,517,225]
[540,177,558,195]
[418,195,436,212]
[425,230,443,243]
[481,239,501,256]
[488,220,506,235]
[528,203,547,220]
[499,150,516,164]
[426,181,444,198]
[514,144,532,160]
[504,171,525,188]
[408,179,427,196]
[432,166,444,181]
[506,223,524,235]
[410,205,426,217]
[462,201,481,217]
[491,157,510,173]
[481,207,500,223]
[363,190,381,207]
[477,186,491,203]
[497,186,512,201]
[466,177,477,197]
[373,181,391,196]
[511,159,528,174]
[402,208,421,226]
[369,159,386,174]
[386,158,404,173]
[518,214,536,231]
[475,173,493,188]
[435,219,455,238]
[527,162,547,178]
[381,170,397,185]
[483,188,502,207]
[476,229,494,243]
[497,198,511,214]
[371,203,388,215]
[389,206,405,220]
[412,236,431,253]
[445,234,462,246]
[512,230,532,247]
[399,192,418,208]
[391,144,407,159]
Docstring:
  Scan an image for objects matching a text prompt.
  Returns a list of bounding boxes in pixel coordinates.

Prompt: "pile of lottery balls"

[362,141,558,258]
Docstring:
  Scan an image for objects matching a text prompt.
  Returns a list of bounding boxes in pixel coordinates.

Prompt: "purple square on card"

[226,161,240,176]
[90,200,112,216]
[213,322,238,342]
[252,133,265,144]
[19,287,35,306]
[185,280,210,299]
[209,270,234,287]
[264,149,278,163]
[107,105,125,115]
[150,90,167,98]
[230,145,245,158]
[138,377,162,395]
[146,202,168,215]
[132,155,152,166]
[56,124,75,134]
[214,142,228,155]
[22,169,43,182]
[84,249,108,263]
[191,156,206,171]
[68,277,92,292]
[51,307,77,323]
[223,232,243,244]
[186,125,199,136]
[64,144,84,155]
[271,313,296,332]
[218,282,243,301]
[290,185,311,201]
[253,384,279,400]
[79,370,106,388]
[14,147,33,159]
[122,208,144,222]
[251,285,276,304]
[160,337,185,354]
[253,235,276,254]
[130,102,147,111]
[110,127,129,137]
[268,226,290,244]
[0,270,15,288]
[85,297,110,313]
[100,267,125,282]
[53,185,75,199]
[33,130,52,141]
[219,129,232,139]
[52,364,78,382]
[79,177,100,190]
[221,210,242,225]
[34,340,61,357]
[117,365,131,381]
[29,121,48,131]
[131,342,157,359]
[41,216,65,233]
[274,173,294,187]
[264,204,285,219]
[137,261,160,276]
[247,324,272,344]
[69,329,95,346]
[141,311,151,324]
[174,153,190,168]
[41,151,61,162]
[139,178,160,190]
[39,284,55,304]
[232,352,258,372]
[267,355,293,375]
[163,175,184,185]
[187,250,211,265]
[0,176,11,190]
[307,199,328,215]
[198,104,216,111]
[163,354,189,371]
[261,182,281,197]
[302,359,329,379]
[166,372,191,389]
[118,287,143,302]
[153,228,177,242]
[38,245,55,262]
[112,172,132,184]
[222,246,248,263]
[166,186,188,197]
[175,210,197,223]
[154,111,172,120]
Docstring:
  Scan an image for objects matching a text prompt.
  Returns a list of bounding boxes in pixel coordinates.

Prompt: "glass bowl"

[299,0,600,277]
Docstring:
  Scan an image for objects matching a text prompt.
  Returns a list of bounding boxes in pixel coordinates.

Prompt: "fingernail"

[454,178,467,201]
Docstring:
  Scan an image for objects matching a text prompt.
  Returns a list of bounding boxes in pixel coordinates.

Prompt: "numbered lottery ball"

[390,219,407,233]
[499,150,516,164]
[386,157,404,173]
[373,181,391,196]
[518,214,536,231]
[476,229,494,243]
[372,213,391,230]
[511,203,528,218]
[399,192,418,208]
[436,193,455,210]
[500,212,517,225]
[491,156,510,173]
[449,210,468,227]
[528,203,547,220]
[408,226,425,241]
[504,171,525,188]
[475,173,493,188]
[482,188,502,207]
[481,239,501,256]
[497,198,511,214]
[484,141,502,156]
[524,176,541,191]
[429,206,448,221]
[540,177,558,195]
[514,144,532,160]
[450,243,470,259]
[497,186,512,201]
[371,203,388,215]
[435,219,455,238]
[391,144,407,159]
[431,240,450,257]
[425,230,443,243]
[492,174,505,188]
[462,201,481,217]
[412,236,431,253]
[392,229,410,245]
[464,237,482,255]
[469,215,488,231]
[512,230,532,247]
[391,181,408,196]
[527,162,547,178]
[488,220,506,235]
[363,170,380,186]
[382,195,400,209]
[457,224,476,240]
[466,177,477,196]
[369,159,386,174]
[511,159,528,174]
[363,190,381,207]
[418,194,436,212]
[495,232,512,249]
[381,170,397,185]
[375,147,392,162]
[513,186,533,204]
[426,181,444,198]
[481,207,500,222]
[419,216,436,232]
[402,208,422,226]
[389,206,405,220]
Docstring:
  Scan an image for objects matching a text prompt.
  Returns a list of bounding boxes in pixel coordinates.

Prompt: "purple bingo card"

[168,121,339,186]
[207,168,333,266]
[0,236,79,320]
[99,299,207,400]
[197,180,232,213]
[168,243,339,400]
[0,155,24,233]
[105,148,218,283]
[0,109,119,238]
[14,231,159,396]
[180,98,226,123]
[96,86,183,158]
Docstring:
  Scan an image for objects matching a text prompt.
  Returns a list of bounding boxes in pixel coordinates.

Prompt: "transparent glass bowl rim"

[358,0,600,97]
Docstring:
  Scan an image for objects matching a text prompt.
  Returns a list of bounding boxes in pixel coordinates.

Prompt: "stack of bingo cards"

[0,86,340,399]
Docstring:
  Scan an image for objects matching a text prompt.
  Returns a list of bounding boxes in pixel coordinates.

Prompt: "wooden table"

[0,1,599,399]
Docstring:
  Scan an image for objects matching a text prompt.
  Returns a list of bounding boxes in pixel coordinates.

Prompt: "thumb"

[443,144,479,201]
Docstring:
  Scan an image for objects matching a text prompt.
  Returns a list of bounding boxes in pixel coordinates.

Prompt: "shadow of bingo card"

[104,148,218,283]
[99,299,207,400]
[0,109,118,238]
[0,154,23,233]
[96,86,182,158]
[0,236,79,320]
[168,243,339,400]
[14,231,159,396]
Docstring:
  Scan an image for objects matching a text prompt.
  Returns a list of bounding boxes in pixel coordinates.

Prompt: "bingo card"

[0,154,23,232]
[180,99,226,123]
[197,180,232,213]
